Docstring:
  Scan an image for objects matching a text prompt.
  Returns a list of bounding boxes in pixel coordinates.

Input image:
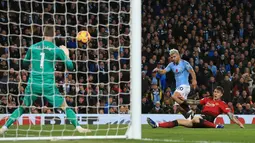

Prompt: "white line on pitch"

[141,138,246,143]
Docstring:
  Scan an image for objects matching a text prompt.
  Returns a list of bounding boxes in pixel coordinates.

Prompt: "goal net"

[0,0,141,141]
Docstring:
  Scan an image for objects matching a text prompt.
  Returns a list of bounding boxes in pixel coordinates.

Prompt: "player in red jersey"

[147,86,244,128]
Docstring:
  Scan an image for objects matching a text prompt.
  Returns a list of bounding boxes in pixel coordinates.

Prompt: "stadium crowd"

[141,0,255,115]
[0,0,131,114]
[1,0,255,115]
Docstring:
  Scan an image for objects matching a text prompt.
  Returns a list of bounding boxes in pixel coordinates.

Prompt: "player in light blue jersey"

[153,49,197,119]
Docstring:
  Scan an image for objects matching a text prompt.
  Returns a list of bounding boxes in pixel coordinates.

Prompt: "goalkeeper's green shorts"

[23,83,64,108]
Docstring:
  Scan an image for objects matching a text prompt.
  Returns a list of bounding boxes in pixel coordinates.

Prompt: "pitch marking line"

[142,138,246,143]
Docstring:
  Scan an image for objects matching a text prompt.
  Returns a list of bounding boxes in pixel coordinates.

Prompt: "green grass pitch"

[1,124,255,143]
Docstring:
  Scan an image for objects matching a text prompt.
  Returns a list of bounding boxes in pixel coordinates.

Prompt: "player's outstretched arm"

[59,45,70,58]
[154,62,172,75]
[153,68,167,74]
[227,112,244,128]
[186,99,200,105]
[57,46,74,71]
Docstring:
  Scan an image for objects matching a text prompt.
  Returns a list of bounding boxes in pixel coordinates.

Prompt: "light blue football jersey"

[164,60,193,87]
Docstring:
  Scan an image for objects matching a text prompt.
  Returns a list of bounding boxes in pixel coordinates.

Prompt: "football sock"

[65,108,80,127]
[179,101,190,112]
[5,107,25,128]
[200,119,216,128]
[159,120,178,128]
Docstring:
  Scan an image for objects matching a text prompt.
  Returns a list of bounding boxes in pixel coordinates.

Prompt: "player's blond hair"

[169,49,179,55]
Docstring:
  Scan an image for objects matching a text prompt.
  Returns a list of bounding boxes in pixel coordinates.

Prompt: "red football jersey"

[200,97,231,117]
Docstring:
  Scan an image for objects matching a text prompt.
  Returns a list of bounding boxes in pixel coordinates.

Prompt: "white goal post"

[0,0,141,141]
[127,0,142,139]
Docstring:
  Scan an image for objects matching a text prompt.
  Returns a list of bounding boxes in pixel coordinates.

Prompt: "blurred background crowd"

[1,0,255,115]
[141,0,255,115]
[0,0,131,114]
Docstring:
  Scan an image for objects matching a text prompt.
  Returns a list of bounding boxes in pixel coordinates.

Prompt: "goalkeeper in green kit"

[0,26,91,134]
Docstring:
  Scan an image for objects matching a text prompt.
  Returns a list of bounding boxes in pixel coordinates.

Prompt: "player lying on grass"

[153,49,197,119]
[147,86,244,129]
[0,26,90,134]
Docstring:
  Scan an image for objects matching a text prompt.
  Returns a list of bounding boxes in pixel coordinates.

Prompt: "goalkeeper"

[0,26,90,134]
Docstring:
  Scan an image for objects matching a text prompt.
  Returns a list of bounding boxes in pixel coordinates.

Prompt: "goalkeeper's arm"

[23,47,31,67]
[57,45,74,71]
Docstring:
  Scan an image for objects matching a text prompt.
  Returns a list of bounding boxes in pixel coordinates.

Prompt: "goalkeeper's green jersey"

[23,40,73,85]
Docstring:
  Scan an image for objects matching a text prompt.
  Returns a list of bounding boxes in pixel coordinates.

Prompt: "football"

[76,31,91,43]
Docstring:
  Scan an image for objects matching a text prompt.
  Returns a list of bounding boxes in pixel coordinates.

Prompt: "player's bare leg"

[191,117,222,128]
[148,117,222,129]
[159,119,193,128]
[172,92,194,119]
[0,104,26,134]
[157,117,201,128]
[173,117,220,128]
[179,117,219,128]
[147,117,193,128]
[60,101,91,133]
[176,119,193,127]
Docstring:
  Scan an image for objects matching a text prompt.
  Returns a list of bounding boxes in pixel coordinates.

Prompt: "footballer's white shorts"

[173,85,190,105]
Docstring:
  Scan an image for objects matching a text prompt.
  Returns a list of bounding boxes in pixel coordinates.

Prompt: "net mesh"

[0,0,131,138]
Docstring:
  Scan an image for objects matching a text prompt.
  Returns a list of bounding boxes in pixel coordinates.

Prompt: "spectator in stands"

[163,89,173,104]
[233,77,250,97]
[247,96,253,105]
[208,61,217,77]
[244,103,254,114]
[162,100,174,114]
[150,84,163,105]
[226,60,238,74]
[221,75,233,103]
[142,71,151,97]
[142,97,152,114]
[75,96,87,114]
[241,90,248,104]
[207,76,218,95]
[7,95,17,113]
[119,106,127,114]
[228,102,235,113]
[150,101,164,114]
[235,103,244,114]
